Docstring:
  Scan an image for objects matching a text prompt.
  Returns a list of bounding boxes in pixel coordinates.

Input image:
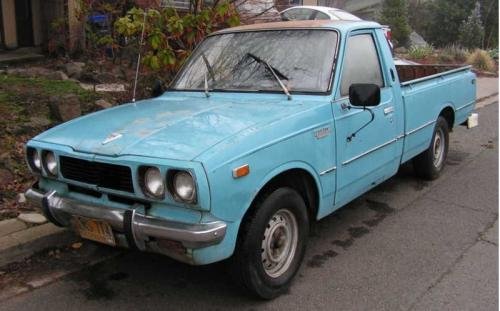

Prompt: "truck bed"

[396,64,466,83]
[397,64,476,164]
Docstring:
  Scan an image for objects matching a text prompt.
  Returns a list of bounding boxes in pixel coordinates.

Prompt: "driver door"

[332,31,399,206]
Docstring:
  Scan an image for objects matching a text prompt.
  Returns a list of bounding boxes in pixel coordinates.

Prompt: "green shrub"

[488,48,499,60]
[114,5,240,79]
[438,44,468,63]
[458,2,484,49]
[408,45,434,59]
[467,49,496,72]
[380,0,411,47]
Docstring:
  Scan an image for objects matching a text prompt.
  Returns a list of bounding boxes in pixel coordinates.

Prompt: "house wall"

[303,0,318,5]
[32,0,43,46]
[136,0,161,8]
[0,0,85,52]
[1,0,17,48]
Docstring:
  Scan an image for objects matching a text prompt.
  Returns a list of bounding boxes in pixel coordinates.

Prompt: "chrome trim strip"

[406,120,435,136]
[342,138,397,166]
[25,187,226,249]
[455,100,475,111]
[320,166,337,175]
[396,133,405,140]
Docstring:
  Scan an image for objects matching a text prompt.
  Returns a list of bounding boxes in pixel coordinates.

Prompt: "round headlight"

[143,167,165,198]
[173,171,196,202]
[27,148,41,172]
[33,151,41,170]
[43,151,58,176]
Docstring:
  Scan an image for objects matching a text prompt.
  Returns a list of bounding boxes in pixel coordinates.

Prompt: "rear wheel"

[413,116,449,180]
[230,187,309,299]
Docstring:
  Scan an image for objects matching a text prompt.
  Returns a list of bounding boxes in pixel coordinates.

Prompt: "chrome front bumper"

[25,187,227,251]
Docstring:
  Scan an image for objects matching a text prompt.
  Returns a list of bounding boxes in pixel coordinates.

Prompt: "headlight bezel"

[42,150,58,177]
[26,147,42,173]
[139,166,166,199]
[167,169,197,204]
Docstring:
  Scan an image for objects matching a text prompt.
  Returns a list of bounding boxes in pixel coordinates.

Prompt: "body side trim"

[342,138,397,166]
[405,120,435,136]
[319,166,337,175]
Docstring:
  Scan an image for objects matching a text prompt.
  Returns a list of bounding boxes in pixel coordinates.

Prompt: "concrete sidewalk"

[477,77,498,101]
[0,217,77,267]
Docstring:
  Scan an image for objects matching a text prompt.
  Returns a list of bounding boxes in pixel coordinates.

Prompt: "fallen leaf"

[71,242,83,249]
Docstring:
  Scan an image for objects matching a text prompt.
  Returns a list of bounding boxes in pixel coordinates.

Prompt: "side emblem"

[102,132,123,145]
[314,127,331,139]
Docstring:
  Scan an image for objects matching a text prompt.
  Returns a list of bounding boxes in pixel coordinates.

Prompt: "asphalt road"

[1,100,498,311]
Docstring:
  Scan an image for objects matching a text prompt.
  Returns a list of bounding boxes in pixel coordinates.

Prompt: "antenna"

[132,11,147,103]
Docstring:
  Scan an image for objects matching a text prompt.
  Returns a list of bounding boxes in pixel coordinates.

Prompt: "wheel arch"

[439,105,455,130]
[241,164,322,231]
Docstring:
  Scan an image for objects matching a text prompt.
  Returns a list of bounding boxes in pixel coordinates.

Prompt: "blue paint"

[26,21,476,265]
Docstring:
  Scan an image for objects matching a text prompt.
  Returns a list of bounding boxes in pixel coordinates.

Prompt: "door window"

[281,8,314,21]
[313,11,330,20]
[340,34,383,96]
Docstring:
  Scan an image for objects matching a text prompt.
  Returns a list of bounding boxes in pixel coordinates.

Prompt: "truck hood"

[35,93,310,160]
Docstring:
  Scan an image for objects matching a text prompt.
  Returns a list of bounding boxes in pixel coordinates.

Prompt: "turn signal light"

[232,164,250,179]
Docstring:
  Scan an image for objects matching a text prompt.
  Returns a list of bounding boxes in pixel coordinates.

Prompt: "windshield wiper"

[201,52,216,82]
[200,52,215,98]
[246,53,292,100]
[204,72,210,98]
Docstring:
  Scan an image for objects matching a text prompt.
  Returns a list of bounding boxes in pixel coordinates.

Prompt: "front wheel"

[413,116,449,180]
[230,187,309,299]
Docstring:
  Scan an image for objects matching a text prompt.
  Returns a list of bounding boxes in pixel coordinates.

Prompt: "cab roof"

[212,20,381,35]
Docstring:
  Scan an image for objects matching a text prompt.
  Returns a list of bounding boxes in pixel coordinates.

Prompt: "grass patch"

[407,45,434,60]
[467,49,496,72]
[0,73,103,218]
[438,45,468,64]
[0,74,99,104]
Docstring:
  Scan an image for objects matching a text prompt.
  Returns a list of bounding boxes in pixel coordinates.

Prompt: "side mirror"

[151,80,166,98]
[349,84,380,107]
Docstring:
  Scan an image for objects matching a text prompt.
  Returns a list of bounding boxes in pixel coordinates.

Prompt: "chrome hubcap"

[433,128,445,167]
[261,209,298,278]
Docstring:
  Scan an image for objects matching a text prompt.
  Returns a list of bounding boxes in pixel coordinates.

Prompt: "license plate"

[73,216,116,246]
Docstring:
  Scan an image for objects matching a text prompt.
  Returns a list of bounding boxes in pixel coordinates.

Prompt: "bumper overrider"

[25,185,227,263]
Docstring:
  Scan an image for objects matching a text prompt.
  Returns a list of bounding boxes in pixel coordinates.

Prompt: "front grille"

[68,184,102,198]
[60,156,134,193]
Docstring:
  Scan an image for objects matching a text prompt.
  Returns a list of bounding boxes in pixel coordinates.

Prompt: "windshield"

[171,29,338,93]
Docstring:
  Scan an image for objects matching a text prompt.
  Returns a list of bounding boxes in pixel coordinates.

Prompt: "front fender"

[193,161,326,265]
[248,160,323,212]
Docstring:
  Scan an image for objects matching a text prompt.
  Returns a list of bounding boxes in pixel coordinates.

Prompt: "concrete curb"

[0,222,78,267]
[477,92,498,104]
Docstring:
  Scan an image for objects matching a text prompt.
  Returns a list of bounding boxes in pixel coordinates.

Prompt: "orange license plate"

[73,216,116,246]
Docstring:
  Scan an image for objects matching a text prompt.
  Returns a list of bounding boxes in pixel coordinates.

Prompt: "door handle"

[384,106,394,115]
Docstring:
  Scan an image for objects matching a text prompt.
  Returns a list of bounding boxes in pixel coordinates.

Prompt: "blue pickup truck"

[25,20,477,298]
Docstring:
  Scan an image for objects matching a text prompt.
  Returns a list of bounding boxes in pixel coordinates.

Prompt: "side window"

[313,11,330,20]
[281,9,314,21]
[340,34,384,96]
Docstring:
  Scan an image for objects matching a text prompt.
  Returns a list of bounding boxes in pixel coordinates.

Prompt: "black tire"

[229,187,309,299]
[413,116,449,180]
